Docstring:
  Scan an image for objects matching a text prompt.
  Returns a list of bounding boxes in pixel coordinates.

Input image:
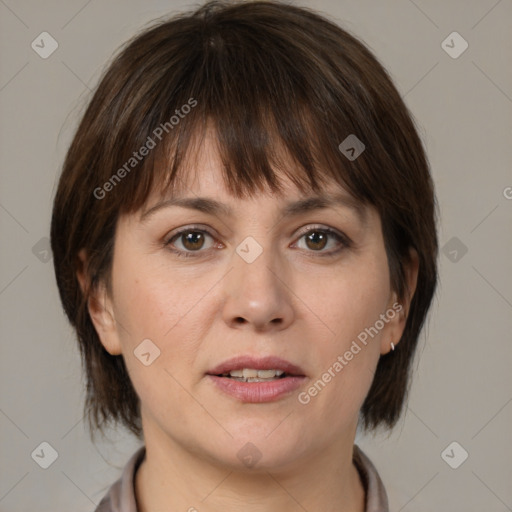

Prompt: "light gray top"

[94,444,389,511]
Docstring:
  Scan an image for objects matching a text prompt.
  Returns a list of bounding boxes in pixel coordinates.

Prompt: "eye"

[164,226,219,258]
[164,224,351,259]
[293,226,350,255]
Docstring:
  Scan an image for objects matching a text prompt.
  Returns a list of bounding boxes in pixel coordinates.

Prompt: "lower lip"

[207,375,306,403]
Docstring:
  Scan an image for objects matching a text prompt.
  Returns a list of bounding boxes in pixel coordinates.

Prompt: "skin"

[79,130,418,512]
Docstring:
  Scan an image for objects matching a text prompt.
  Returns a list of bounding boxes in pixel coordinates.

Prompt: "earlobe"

[76,249,122,356]
[380,297,406,355]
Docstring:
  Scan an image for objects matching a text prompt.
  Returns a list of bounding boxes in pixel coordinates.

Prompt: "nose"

[221,243,295,333]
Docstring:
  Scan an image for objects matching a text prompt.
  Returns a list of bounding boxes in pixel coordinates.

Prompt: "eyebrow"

[139,192,367,224]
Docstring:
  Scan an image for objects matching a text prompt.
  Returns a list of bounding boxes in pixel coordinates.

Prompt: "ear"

[76,249,122,356]
[380,247,419,355]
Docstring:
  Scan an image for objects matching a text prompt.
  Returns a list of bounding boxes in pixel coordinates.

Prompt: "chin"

[210,430,309,473]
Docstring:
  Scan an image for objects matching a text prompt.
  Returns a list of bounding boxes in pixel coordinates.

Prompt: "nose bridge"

[221,237,295,331]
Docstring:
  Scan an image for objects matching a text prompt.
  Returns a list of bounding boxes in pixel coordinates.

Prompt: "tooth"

[242,368,259,378]
[257,369,277,378]
[225,369,287,380]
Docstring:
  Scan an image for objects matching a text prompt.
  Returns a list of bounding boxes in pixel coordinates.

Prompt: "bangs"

[95,9,382,216]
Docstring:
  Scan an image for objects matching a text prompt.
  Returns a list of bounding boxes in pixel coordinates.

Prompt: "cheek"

[304,254,391,346]
[110,266,206,419]
[297,253,390,417]
[111,259,215,385]
[113,261,202,343]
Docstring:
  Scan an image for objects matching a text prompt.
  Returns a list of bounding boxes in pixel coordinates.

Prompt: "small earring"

[390,342,395,351]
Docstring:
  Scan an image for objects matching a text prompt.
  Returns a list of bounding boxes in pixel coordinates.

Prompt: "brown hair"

[50,0,438,440]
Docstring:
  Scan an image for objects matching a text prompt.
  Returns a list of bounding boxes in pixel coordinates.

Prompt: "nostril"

[234,317,246,324]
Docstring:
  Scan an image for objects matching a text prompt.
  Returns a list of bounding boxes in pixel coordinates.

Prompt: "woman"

[50,1,438,510]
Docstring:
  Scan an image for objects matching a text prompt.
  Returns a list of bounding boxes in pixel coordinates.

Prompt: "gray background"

[1,0,511,511]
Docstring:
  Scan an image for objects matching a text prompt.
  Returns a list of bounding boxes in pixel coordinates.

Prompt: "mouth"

[215,368,289,382]
[206,355,306,403]
[207,355,306,379]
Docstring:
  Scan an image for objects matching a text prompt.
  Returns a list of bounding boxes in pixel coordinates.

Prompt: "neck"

[135,424,366,512]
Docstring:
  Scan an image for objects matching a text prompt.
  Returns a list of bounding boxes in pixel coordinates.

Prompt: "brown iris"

[304,231,328,251]
[181,231,206,251]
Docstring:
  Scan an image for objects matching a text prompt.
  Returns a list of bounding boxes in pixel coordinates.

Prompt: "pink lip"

[207,355,306,377]
[207,375,305,403]
[206,355,307,403]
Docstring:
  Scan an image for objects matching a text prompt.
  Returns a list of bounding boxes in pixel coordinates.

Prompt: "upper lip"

[207,355,306,376]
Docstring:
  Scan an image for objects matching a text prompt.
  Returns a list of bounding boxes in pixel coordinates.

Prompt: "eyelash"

[164,224,351,259]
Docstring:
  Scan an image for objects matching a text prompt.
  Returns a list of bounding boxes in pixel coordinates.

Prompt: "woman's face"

[88,132,410,471]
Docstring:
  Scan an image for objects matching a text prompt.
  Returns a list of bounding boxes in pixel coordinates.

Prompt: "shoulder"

[93,446,146,512]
